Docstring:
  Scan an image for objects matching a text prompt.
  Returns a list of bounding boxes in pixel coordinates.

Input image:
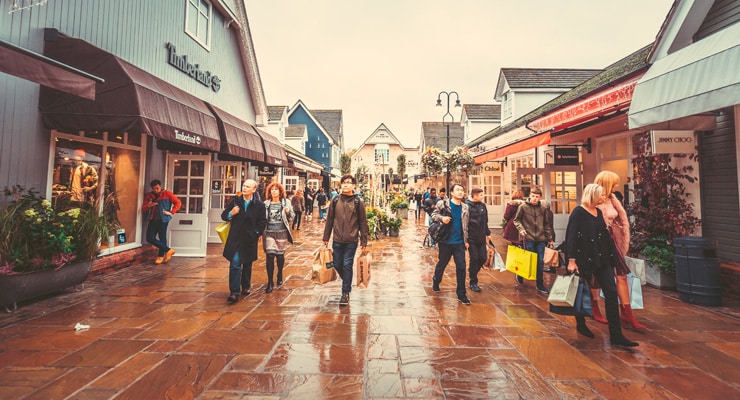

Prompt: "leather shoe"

[576,323,595,338]
[227,295,239,304]
[240,289,250,296]
[154,257,164,265]
[432,281,440,292]
[611,335,639,347]
[469,284,481,292]
[163,248,176,263]
[537,286,550,294]
[265,282,274,293]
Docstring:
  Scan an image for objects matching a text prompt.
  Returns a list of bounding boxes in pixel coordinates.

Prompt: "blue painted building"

[287,100,342,179]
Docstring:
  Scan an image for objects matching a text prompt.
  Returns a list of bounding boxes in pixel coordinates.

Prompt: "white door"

[208,162,244,244]
[469,173,504,229]
[518,166,581,242]
[167,154,210,257]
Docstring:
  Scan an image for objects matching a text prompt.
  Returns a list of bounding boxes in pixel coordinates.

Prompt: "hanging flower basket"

[421,146,446,176]
[448,147,475,171]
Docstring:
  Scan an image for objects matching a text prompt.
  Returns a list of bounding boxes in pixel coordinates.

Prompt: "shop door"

[208,162,244,244]
[469,173,504,229]
[518,166,581,242]
[167,154,210,257]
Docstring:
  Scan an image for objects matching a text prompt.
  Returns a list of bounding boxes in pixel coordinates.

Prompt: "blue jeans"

[524,241,547,288]
[319,206,327,220]
[332,242,358,294]
[146,219,170,256]
[228,251,253,296]
[433,242,467,297]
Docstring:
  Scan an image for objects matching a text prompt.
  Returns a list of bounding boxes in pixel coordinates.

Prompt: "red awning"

[254,127,288,167]
[207,104,264,162]
[0,39,99,100]
[474,133,551,164]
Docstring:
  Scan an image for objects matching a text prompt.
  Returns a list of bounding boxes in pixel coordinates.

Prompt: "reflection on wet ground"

[1,209,739,399]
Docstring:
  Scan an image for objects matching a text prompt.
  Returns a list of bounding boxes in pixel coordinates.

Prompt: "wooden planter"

[645,260,676,290]
[0,259,94,312]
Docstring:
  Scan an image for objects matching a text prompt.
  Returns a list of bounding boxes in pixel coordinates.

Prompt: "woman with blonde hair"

[564,183,638,347]
[593,170,647,331]
[263,182,294,293]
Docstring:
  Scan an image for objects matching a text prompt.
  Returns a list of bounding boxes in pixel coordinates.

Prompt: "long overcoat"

[221,194,267,263]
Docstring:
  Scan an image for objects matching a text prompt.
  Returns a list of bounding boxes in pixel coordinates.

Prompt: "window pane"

[190,178,204,195]
[102,147,141,248]
[173,160,189,176]
[187,2,198,33]
[190,160,205,176]
[173,178,188,195]
[51,139,103,209]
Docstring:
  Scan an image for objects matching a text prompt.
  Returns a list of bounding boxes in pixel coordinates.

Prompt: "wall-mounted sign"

[651,130,695,154]
[211,180,222,194]
[554,147,579,166]
[166,43,221,92]
[257,165,276,177]
[482,163,502,172]
[174,129,202,145]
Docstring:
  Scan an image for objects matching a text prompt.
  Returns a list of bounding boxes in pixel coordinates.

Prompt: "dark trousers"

[228,251,253,296]
[292,211,302,229]
[576,265,623,339]
[468,242,486,286]
[433,243,467,297]
[524,241,547,288]
[146,219,170,256]
[332,242,358,294]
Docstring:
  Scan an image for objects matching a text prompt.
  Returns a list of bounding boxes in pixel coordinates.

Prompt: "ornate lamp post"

[436,91,461,191]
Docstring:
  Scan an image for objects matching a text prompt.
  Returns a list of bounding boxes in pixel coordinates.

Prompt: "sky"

[246,0,675,151]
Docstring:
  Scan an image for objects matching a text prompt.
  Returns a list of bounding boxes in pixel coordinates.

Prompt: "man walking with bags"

[513,187,554,294]
[431,184,471,305]
[465,187,490,293]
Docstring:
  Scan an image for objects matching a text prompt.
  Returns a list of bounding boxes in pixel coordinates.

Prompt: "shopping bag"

[311,246,337,284]
[505,245,537,280]
[624,256,646,286]
[483,241,495,269]
[547,274,579,307]
[356,252,371,289]
[600,273,644,309]
[215,222,230,244]
[549,281,592,317]
[493,249,506,272]
[543,247,560,267]
[320,246,334,269]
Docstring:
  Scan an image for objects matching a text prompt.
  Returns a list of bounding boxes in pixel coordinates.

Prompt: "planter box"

[0,259,94,311]
[397,207,408,219]
[388,229,399,237]
[645,260,676,290]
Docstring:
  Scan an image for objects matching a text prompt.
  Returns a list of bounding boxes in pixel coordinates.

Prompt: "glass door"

[167,154,210,257]
[208,162,243,243]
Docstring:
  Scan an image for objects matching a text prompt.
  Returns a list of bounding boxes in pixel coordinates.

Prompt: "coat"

[513,200,553,243]
[264,198,295,244]
[291,195,305,213]
[465,198,490,244]
[432,198,469,245]
[503,199,525,242]
[221,194,267,263]
[597,194,630,255]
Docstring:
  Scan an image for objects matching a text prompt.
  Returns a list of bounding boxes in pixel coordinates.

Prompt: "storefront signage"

[554,147,580,166]
[482,163,502,172]
[166,43,221,92]
[257,165,276,177]
[651,130,695,154]
[174,129,202,145]
[211,180,222,194]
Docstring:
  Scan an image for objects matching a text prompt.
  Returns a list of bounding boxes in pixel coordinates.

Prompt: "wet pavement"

[1,209,739,399]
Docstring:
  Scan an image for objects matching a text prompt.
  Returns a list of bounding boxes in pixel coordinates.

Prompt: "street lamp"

[436,91,461,191]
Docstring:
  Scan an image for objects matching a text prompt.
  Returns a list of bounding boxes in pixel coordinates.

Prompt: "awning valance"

[207,103,264,162]
[629,23,740,129]
[254,127,288,167]
[39,32,220,152]
[474,133,551,164]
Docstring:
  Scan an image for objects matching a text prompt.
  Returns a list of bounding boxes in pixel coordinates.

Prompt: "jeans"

[228,251,253,296]
[426,214,436,247]
[332,242,358,294]
[319,206,327,220]
[292,211,302,229]
[524,241,547,288]
[468,242,486,286]
[433,242,467,297]
[146,219,170,256]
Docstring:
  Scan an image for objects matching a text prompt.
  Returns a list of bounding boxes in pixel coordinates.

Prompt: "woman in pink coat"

[592,171,646,331]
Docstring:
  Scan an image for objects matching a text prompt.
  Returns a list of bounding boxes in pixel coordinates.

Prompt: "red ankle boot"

[620,304,647,332]
[591,300,608,324]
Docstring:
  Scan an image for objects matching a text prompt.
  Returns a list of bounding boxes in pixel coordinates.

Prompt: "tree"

[355,164,369,187]
[340,153,352,175]
[396,154,406,187]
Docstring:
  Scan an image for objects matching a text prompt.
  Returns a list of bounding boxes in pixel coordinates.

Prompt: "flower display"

[448,147,475,171]
[421,146,446,176]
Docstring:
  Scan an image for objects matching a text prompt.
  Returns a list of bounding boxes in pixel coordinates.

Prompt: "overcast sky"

[246,0,674,150]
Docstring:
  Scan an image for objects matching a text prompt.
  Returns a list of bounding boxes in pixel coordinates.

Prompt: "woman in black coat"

[565,183,638,347]
[221,179,267,303]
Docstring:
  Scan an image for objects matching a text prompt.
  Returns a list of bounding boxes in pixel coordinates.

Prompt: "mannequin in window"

[70,149,98,205]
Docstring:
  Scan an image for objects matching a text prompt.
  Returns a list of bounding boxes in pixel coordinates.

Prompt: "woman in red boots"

[592,171,647,332]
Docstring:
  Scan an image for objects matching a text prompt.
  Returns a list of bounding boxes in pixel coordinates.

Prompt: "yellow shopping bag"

[505,245,537,280]
[215,222,230,244]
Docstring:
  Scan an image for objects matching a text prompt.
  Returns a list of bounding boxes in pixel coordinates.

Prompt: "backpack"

[427,201,451,242]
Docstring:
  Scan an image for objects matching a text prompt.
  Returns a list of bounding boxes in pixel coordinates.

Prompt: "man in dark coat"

[221,179,267,303]
[465,187,490,292]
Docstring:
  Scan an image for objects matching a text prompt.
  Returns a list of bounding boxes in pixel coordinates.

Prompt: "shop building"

[0,0,285,271]
[351,123,420,196]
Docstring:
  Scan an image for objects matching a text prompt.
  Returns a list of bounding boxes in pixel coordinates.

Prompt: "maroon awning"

[0,39,99,100]
[254,127,288,167]
[39,32,220,152]
[207,103,264,162]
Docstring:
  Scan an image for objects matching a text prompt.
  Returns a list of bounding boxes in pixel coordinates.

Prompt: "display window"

[50,131,144,252]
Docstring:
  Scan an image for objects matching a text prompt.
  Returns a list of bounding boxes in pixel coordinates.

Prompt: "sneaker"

[515,275,523,285]
[469,284,481,292]
[339,292,349,306]
[154,257,164,264]
[537,286,550,295]
[432,281,440,292]
[163,248,176,263]
[458,295,471,305]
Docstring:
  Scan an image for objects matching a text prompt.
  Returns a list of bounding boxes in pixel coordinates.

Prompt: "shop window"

[284,176,299,194]
[210,163,240,209]
[185,0,212,50]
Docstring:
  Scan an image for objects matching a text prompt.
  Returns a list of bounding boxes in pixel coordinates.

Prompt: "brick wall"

[90,246,158,275]
[720,263,740,302]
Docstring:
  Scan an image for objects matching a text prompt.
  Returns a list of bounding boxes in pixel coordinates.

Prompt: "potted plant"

[0,186,119,310]
[386,217,403,237]
[390,197,409,219]
[628,132,700,289]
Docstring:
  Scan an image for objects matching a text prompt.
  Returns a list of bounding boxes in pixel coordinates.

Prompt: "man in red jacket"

[142,179,182,264]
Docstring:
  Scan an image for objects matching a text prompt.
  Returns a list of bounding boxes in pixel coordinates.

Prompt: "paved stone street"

[1,210,739,399]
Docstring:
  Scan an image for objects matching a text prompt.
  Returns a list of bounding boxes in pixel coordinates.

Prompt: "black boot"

[277,255,285,286]
[576,316,595,338]
[610,334,639,347]
[265,256,274,293]
[240,263,252,296]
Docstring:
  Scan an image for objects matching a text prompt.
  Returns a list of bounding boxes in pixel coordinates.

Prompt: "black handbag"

[427,203,451,242]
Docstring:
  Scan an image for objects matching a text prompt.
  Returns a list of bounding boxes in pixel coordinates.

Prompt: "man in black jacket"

[465,187,490,292]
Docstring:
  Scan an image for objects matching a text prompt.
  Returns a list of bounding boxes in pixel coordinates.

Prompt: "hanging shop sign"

[651,130,695,154]
[166,42,221,92]
[257,165,276,177]
[554,147,579,166]
[482,163,502,172]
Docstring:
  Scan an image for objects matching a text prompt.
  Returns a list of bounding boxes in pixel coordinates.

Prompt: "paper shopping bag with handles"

[543,247,560,267]
[311,246,337,284]
[356,251,371,289]
[548,274,579,307]
[505,245,537,280]
[215,222,230,244]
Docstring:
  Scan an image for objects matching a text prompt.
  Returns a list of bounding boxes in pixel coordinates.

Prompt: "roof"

[285,124,306,138]
[501,68,603,89]
[422,122,465,151]
[463,104,501,120]
[267,105,287,121]
[470,44,653,148]
[311,110,343,144]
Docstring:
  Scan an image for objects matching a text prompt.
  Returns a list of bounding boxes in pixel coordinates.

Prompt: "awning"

[39,32,220,152]
[207,103,264,162]
[629,23,740,128]
[253,127,288,167]
[474,133,551,164]
[0,38,101,100]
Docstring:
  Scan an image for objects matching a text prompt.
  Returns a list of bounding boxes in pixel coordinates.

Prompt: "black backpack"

[427,201,451,242]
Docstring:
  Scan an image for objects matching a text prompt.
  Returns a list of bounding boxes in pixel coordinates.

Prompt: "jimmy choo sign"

[166,43,221,92]
[651,130,695,154]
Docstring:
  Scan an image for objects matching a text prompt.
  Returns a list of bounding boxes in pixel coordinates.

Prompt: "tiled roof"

[469,44,652,148]
[501,68,602,89]
[267,105,287,121]
[312,110,343,144]
[285,125,306,138]
[422,122,465,151]
[463,104,501,120]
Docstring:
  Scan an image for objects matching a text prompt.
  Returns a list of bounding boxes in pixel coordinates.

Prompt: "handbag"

[624,256,646,286]
[547,274,579,307]
[311,246,337,284]
[493,249,506,272]
[505,243,537,280]
[600,273,644,309]
[543,247,560,267]
[215,221,230,244]
[356,251,371,289]
[549,279,592,317]
[428,220,450,243]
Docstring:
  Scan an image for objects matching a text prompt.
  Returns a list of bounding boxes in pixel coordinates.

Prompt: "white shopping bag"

[548,274,580,307]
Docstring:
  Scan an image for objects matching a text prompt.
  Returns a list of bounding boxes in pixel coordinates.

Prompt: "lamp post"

[436,91,461,192]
